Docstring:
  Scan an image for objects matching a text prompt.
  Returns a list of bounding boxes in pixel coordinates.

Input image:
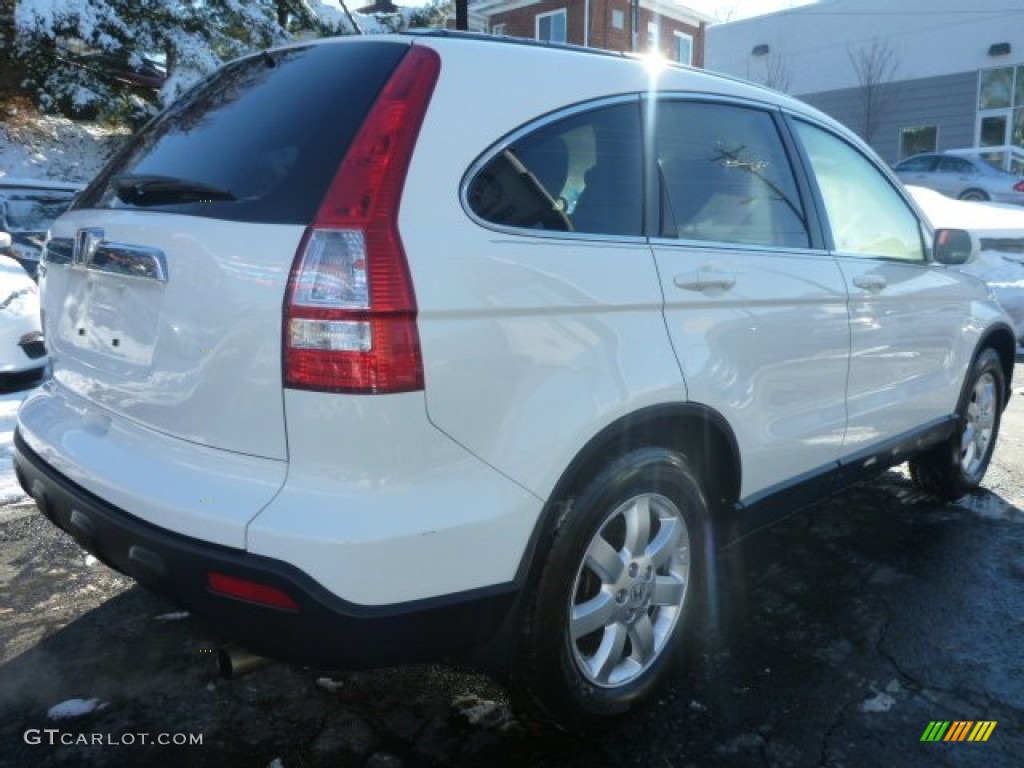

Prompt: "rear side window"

[655,101,810,249]
[76,42,409,225]
[936,156,974,174]
[466,102,643,237]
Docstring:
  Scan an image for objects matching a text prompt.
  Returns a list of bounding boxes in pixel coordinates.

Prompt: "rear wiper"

[112,174,236,206]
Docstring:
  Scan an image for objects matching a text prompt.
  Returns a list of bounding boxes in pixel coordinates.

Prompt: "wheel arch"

[975,322,1017,406]
[513,402,741,588]
[959,188,990,201]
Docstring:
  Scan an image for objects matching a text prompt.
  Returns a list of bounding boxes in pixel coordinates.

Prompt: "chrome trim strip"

[41,237,168,281]
[43,237,74,265]
[91,243,169,282]
[647,236,829,258]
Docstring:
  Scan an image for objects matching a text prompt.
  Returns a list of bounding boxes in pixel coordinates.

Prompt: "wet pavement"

[1,366,1022,767]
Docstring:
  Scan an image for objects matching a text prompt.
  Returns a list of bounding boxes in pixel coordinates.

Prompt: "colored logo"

[921,721,997,742]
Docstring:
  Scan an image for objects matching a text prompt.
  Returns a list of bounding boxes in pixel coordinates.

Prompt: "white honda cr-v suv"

[15,32,1016,727]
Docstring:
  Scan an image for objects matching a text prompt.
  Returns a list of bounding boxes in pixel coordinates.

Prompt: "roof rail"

[406,28,632,62]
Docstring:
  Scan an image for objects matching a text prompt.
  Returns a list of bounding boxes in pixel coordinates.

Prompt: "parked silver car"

[892,152,1024,204]
[0,178,83,279]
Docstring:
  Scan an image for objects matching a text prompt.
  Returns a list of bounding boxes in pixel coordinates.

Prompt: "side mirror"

[933,228,977,265]
[0,231,10,250]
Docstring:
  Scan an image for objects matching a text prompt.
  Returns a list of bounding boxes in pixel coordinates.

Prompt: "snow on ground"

[908,186,1024,339]
[0,111,125,184]
[0,388,36,505]
[47,697,108,720]
[908,185,1024,237]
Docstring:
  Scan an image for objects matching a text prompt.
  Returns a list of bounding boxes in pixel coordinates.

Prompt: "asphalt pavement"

[1,365,1022,767]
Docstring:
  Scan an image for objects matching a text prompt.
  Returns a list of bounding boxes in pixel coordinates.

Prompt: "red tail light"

[1014,180,1024,193]
[284,45,441,393]
[208,572,300,611]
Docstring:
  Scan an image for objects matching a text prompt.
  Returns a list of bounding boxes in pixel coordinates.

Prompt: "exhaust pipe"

[216,644,273,679]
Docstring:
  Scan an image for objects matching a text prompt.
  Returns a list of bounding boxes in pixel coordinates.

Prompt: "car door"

[650,99,850,504]
[935,155,977,198]
[894,154,938,189]
[791,119,973,463]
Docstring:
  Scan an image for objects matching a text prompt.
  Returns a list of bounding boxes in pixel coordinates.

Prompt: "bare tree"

[761,53,792,93]
[848,37,900,144]
[715,4,738,21]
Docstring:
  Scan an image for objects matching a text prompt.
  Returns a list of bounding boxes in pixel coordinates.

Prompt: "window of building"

[647,22,659,52]
[979,67,1013,110]
[976,65,1024,174]
[654,101,809,249]
[466,103,643,237]
[675,32,693,65]
[795,121,924,262]
[491,23,507,36]
[536,10,567,44]
[612,9,625,30]
[899,125,937,159]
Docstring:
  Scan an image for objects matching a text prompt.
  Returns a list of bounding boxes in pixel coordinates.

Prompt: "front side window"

[894,155,936,173]
[795,121,924,262]
[655,101,810,249]
[536,10,567,43]
[466,103,642,237]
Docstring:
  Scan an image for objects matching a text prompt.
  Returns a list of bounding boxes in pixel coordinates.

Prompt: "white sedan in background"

[0,232,47,390]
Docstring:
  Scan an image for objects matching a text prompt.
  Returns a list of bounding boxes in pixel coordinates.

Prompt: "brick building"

[471,0,711,66]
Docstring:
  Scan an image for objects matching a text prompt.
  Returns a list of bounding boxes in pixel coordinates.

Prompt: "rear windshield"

[76,41,409,225]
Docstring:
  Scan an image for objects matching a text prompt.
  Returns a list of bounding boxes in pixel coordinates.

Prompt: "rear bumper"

[14,430,516,669]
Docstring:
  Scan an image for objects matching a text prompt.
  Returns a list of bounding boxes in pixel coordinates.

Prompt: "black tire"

[909,348,1004,500]
[511,447,707,729]
[958,189,989,202]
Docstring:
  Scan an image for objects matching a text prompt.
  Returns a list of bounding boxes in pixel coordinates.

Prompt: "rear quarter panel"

[402,42,690,501]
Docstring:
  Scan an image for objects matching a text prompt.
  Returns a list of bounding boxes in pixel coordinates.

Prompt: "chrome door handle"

[674,270,736,293]
[852,275,887,292]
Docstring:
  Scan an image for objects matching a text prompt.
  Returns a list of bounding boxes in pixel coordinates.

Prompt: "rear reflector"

[208,572,300,611]
[284,45,440,394]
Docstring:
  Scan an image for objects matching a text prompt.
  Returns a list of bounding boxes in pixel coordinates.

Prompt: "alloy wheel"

[568,493,691,688]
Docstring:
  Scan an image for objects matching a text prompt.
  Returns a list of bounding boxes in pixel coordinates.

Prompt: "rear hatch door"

[42,39,410,460]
